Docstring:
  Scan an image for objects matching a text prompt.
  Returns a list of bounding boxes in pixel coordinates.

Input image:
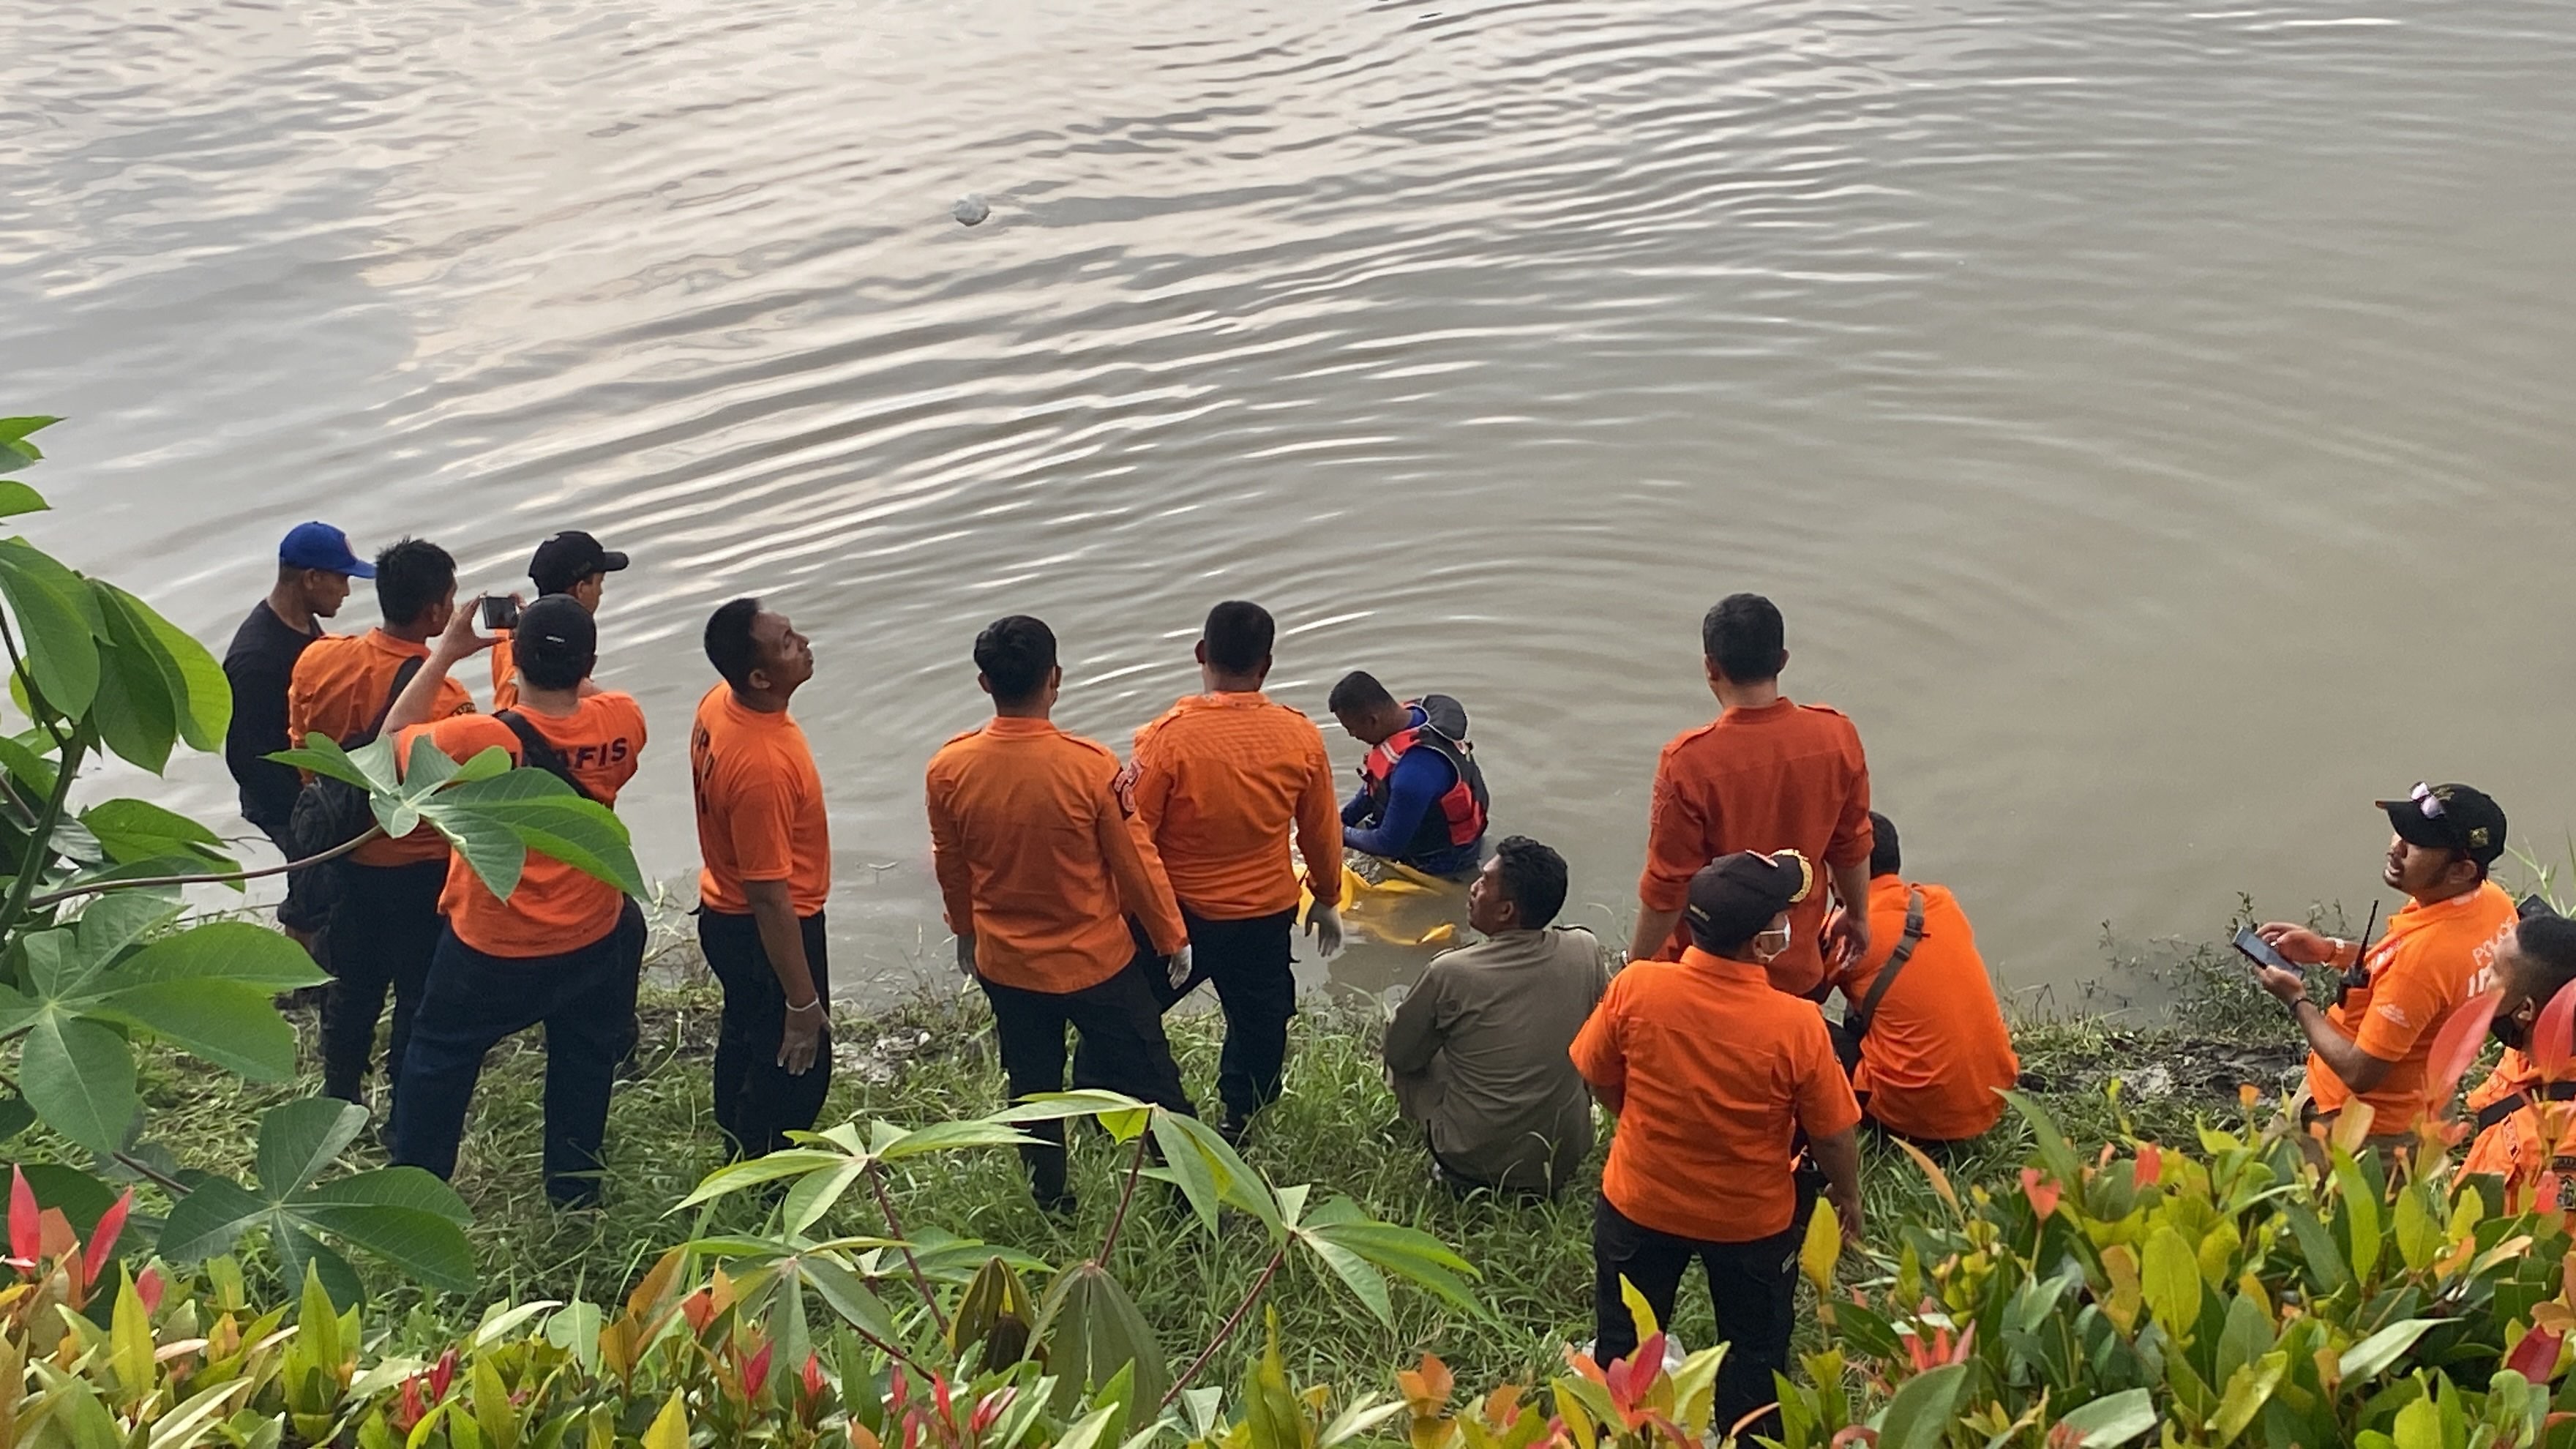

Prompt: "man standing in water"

[926,615,1197,1208]
[693,599,832,1158]
[1329,672,1491,880]
[1628,594,1871,998]
[222,522,370,948]
[1122,601,1344,1143]
[2250,782,2518,1142]
[491,530,629,711]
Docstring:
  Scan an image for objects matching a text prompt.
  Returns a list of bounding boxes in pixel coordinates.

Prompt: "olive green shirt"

[1385,925,1608,1194]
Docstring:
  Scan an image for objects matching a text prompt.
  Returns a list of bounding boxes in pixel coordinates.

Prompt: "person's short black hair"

[1491,835,1568,929]
[373,539,456,629]
[1328,670,1396,716]
[1202,601,1275,675]
[1868,811,1901,878]
[975,615,1057,704]
[705,596,762,692]
[2515,915,2576,1001]
[1701,593,1786,685]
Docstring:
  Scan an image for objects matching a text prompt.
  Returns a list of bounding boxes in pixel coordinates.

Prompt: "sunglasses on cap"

[2403,782,2446,820]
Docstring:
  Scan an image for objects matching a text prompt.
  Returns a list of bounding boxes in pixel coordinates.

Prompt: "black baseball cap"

[1685,849,1813,953]
[2375,782,2508,869]
[528,531,629,595]
[514,594,598,676]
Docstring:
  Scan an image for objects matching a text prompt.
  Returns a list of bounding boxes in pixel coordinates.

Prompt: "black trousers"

[390,901,645,1205]
[318,859,447,1103]
[699,907,833,1159]
[1150,907,1296,1122]
[1592,1195,1799,1439]
[979,954,1194,1200]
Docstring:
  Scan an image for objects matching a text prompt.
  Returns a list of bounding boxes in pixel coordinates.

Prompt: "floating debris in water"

[953,194,990,226]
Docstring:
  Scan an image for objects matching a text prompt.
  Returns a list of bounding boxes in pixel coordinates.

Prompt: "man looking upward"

[1628,594,1871,997]
[693,598,832,1158]
[1123,601,1345,1142]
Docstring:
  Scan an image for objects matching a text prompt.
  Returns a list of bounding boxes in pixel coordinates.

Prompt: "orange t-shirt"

[398,694,646,959]
[2461,1050,2576,1225]
[925,716,1186,995]
[2307,883,2518,1131]
[1830,876,2019,1142]
[488,631,520,713]
[692,685,831,916]
[1639,699,1871,996]
[287,629,479,867]
[1124,692,1341,921]
[1570,946,1862,1241]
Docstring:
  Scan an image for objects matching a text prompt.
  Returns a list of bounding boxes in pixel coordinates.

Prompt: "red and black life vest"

[1358,694,1490,859]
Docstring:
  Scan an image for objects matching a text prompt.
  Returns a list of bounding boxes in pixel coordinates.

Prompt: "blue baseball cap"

[278,522,374,578]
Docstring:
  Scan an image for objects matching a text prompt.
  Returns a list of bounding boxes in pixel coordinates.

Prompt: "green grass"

[119,962,2304,1397]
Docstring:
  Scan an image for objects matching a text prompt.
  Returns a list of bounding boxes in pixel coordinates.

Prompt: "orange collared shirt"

[1639,699,1871,996]
[1126,691,1341,921]
[1570,946,1862,1242]
[692,685,831,916]
[926,716,1186,994]
[288,629,479,867]
[2307,883,2518,1132]
[489,631,520,714]
[1831,876,2019,1142]
[397,693,646,959]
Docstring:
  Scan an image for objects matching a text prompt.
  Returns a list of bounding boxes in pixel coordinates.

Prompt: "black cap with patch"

[528,531,630,596]
[1684,849,1813,953]
[2375,782,2508,869]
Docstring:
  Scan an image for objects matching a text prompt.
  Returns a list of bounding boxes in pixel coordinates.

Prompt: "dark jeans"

[390,901,646,1206]
[1592,1195,1799,1439]
[699,907,833,1159]
[1150,907,1296,1122]
[318,859,446,1103]
[980,954,1194,1201]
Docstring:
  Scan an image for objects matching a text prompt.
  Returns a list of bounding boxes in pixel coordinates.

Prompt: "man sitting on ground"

[1572,849,1862,1439]
[1825,812,2019,1145]
[1329,671,1490,880]
[2461,912,2576,1221]
[1385,835,1606,1197]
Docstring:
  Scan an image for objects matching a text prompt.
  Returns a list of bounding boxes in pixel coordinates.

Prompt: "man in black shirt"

[221,521,372,941]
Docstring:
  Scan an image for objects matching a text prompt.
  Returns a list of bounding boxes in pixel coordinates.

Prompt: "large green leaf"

[2052,1388,2157,1448]
[257,1097,370,1197]
[270,733,395,793]
[1871,1363,1969,1449]
[291,1164,471,1224]
[80,798,233,869]
[20,1009,138,1153]
[0,416,56,463]
[73,891,181,963]
[115,584,229,752]
[422,805,527,900]
[108,920,328,991]
[89,979,297,1079]
[86,582,184,774]
[293,1171,476,1292]
[0,536,100,716]
[0,482,45,520]
[157,1177,271,1261]
[428,768,645,899]
[2338,1318,2437,1383]
[1035,1262,1171,1413]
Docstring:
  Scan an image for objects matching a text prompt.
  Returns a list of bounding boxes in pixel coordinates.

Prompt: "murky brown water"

[7,0,2573,1006]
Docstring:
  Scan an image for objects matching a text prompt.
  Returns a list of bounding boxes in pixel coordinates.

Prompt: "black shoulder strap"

[2474,1080,2576,1134]
[494,709,600,804]
[1849,888,1928,1040]
[345,656,427,749]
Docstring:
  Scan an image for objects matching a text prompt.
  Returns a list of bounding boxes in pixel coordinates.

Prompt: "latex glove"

[1166,943,1195,992]
[1306,902,1345,959]
[955,935,977,978]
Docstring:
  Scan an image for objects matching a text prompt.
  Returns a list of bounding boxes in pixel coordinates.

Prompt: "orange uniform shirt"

[1639,699,1871,997]
[1124,692,1341,921]
[1831,877,2020,1142]
[926,716,1186,994]
[2307,883,2517,1131]
[2461,1050,2576,1224]
[692,685,831,916]
[1570,946,1862,1242]
[288,629,479,867]
[489,631,520,713]
[397,694,646,959]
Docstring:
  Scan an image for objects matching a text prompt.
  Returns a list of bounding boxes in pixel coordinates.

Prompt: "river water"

[7,0,2573,1007]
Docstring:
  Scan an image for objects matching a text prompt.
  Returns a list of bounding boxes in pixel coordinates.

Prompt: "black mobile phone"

[2231,926,2295,973]
[479,596,520,631]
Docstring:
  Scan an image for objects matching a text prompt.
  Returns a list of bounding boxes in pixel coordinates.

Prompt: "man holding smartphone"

[2250,782,2519,1142]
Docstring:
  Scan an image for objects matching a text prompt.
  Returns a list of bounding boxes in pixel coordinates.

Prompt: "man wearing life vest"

[1328,671,1491,880]
[2460,912,2576,1223]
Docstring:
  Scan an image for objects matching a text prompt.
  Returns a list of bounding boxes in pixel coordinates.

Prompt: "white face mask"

[1753,923,1791,963]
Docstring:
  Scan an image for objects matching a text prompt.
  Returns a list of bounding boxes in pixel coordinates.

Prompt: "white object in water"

[953,194,991,226]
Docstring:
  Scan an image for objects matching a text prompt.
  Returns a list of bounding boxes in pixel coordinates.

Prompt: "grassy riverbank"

[124,942,2305,1395]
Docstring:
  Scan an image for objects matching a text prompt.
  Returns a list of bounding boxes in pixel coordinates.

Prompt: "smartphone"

[2231,926,2295,973]
[479,596,520,631]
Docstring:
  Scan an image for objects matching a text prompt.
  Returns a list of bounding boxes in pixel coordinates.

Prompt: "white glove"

[1306,903,1345,959]
[955,935,977,978]
[1166,943,1195,991]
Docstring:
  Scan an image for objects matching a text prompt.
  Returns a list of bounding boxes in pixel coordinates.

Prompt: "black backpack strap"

[343,655,427,749]
[1849,888,1928,1041]
[494,709,600,804]
[2474,1080,2576,1134]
